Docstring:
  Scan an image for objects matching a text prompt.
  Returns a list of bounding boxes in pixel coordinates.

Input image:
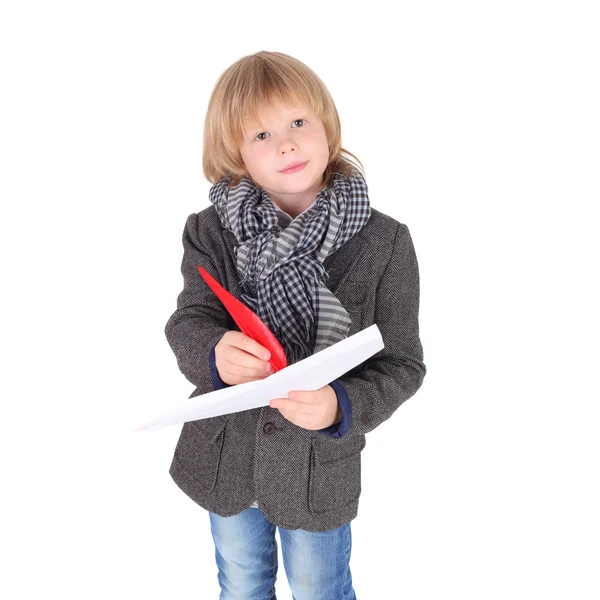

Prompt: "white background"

[1,1,598,598]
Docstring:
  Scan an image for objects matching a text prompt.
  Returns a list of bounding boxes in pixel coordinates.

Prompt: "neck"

[264,178,327,219]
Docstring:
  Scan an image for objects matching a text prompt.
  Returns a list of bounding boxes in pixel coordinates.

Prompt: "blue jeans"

[208,506,357,599]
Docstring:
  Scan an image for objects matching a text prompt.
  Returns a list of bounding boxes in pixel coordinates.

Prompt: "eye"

[253,119,306,141]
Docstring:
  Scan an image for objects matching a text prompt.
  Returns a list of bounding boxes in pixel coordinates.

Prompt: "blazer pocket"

[308,435,366,515]
[336,281,375,334]
[173,418,228,492]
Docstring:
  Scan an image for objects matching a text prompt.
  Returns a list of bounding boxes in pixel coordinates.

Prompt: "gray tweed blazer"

[165,205,426,532]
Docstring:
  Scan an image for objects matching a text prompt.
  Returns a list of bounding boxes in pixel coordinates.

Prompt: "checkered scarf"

[208,169,371,365]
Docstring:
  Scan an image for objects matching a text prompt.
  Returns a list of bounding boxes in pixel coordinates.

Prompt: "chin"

[281,167,321,185]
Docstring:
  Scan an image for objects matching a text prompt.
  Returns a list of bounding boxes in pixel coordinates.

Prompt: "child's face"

[239,100,330,215]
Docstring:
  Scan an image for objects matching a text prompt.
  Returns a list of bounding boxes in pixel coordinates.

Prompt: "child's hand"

[215,331,275,385]
[269,385,342,430]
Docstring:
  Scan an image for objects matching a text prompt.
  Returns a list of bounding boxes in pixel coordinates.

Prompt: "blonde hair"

[202,51,365,189]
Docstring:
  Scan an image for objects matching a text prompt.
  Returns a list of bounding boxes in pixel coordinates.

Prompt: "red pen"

[197,266,288,372]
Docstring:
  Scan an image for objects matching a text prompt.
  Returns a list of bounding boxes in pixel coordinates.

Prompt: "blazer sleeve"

[164,213,232,396]
[314,379,352,438]
[336,223,426,438]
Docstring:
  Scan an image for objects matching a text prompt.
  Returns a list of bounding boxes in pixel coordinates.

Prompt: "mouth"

[279,161,308,174]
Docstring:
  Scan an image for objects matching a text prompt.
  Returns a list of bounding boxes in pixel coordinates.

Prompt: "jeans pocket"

[173,419,227,492]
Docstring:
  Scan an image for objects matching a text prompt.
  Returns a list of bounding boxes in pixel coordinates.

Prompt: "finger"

[269,398,309,414]
[226,345,273,376]
[287,390,317,404]
[234,332,272,362]
[223,371,270,384]
[275,406,312,430]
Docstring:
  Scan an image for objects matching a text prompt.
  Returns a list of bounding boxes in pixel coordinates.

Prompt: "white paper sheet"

[134,323,384,431]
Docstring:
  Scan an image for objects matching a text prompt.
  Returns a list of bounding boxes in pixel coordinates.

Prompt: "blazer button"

[263,422,277,435]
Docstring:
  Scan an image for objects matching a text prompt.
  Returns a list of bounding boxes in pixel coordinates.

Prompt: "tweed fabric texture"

[209,196,355,509]
[208,170,371,365]
[165,206,426,531]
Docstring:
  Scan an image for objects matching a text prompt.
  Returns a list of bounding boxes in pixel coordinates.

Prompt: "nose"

[278,137,296,154]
